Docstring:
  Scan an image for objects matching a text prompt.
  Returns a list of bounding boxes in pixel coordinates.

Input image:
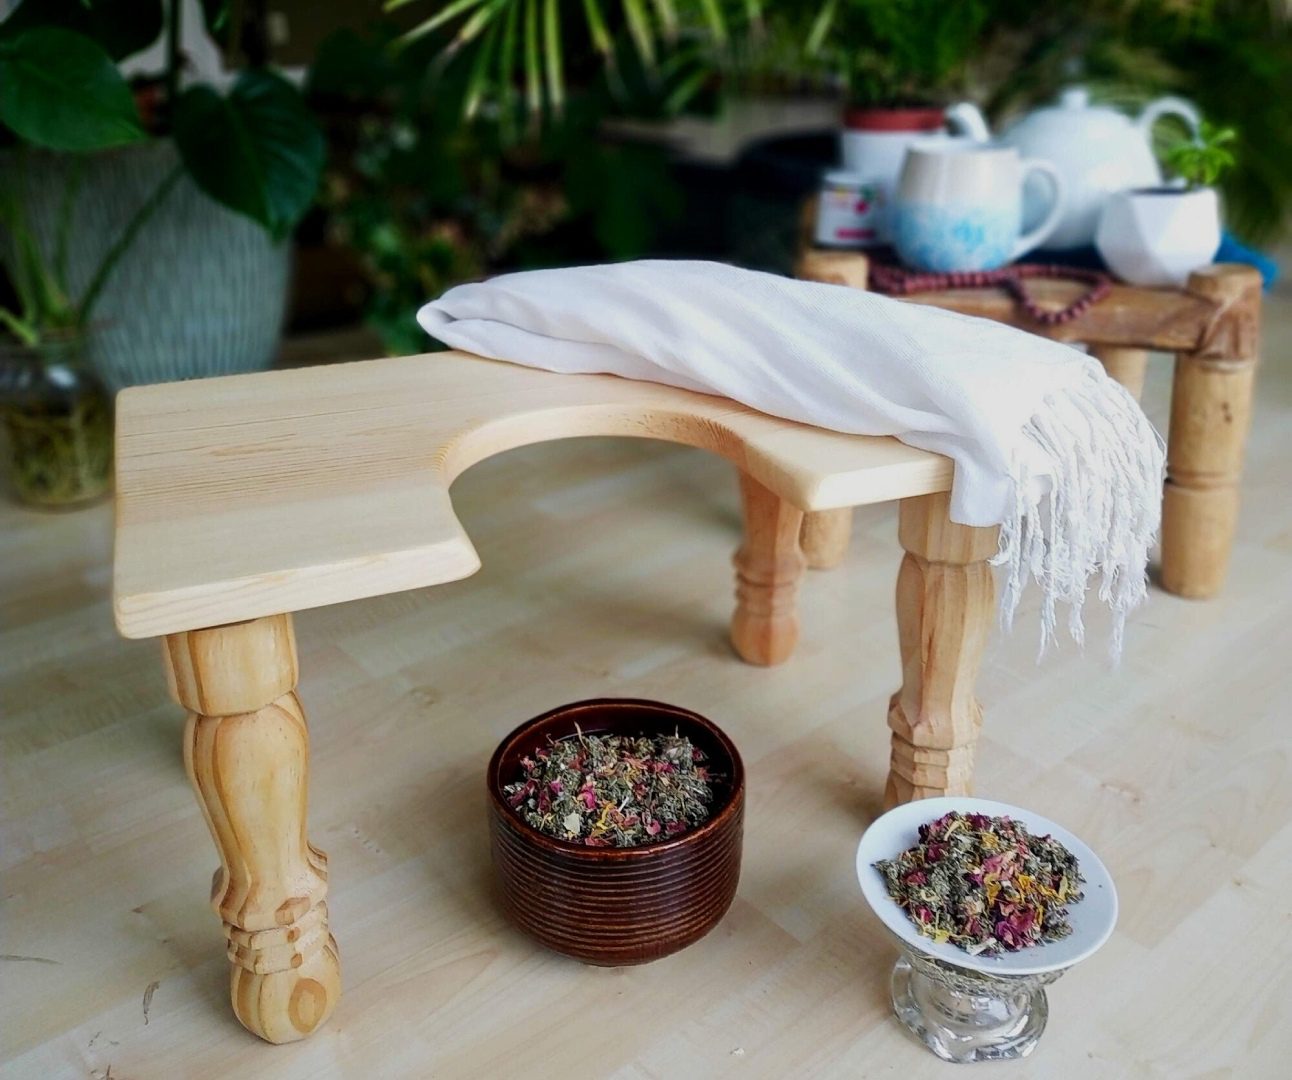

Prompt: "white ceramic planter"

[1095,187,1220,287]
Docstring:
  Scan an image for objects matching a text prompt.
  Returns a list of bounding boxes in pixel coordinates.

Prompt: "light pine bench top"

[113,350,952,638]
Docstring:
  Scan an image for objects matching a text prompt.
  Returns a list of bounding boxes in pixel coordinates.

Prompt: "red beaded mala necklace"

[869,263,1113,326]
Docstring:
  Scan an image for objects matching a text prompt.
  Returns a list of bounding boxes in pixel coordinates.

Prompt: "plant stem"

[81,164,184,320]
[54,157,87,288]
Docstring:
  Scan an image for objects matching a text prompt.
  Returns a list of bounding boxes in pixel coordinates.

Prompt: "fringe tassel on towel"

[995,366,1166,660]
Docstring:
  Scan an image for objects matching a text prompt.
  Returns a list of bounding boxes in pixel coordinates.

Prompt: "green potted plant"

[1095,122,1236,287]
[0,0,324,391]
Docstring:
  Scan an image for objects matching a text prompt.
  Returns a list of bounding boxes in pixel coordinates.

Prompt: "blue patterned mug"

[892,144,1065,272]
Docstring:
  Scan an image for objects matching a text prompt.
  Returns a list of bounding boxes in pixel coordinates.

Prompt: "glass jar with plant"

[1096,122,1238,287]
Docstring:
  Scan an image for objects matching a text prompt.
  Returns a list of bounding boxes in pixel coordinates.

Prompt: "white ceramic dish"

[856,796,1117,977]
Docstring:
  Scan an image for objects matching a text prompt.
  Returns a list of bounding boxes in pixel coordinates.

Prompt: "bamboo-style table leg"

[885,491,998,808]
[799,508,854,570]
[1093,346,1149,402]
[164,614,340,1044]
[731,472,806,666]
[1161,265,1262,598]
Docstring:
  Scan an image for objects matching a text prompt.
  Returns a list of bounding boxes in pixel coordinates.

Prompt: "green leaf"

[173,70,325,239]
[0,0,164,62]
[0,28,146,150]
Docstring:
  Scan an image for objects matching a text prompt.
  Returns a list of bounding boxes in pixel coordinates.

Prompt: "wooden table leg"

[164,614,340,1044]
[799,508,854,570]
[885,491,998,808]
[732,472,806,666]
[1093,346,1149,402]
[1161,265,1262,598]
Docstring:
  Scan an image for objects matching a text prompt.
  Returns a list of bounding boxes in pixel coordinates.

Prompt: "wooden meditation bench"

[114,350,997,1044]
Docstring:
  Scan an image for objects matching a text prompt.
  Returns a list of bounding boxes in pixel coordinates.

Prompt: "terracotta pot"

[486,698,745,966]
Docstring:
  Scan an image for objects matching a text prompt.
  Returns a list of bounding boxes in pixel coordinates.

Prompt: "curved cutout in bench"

[113,351,952,638]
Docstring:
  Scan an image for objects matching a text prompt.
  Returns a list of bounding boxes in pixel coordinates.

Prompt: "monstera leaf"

[173,69,325,239]
[0,27,146,150]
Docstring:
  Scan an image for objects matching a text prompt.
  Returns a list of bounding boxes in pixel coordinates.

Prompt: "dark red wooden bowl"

[487,698,744,966]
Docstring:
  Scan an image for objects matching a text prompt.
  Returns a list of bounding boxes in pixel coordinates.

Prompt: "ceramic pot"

[839,107,948,243]
[946,87,1201,250]
[892,143,1065,272]
[1095,187,1220,287]
[13,143,290,391]
[487,698,744,966]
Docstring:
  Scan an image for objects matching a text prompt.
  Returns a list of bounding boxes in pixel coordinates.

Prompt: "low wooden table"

[796,251,1263,598]
[114,350,994,1043]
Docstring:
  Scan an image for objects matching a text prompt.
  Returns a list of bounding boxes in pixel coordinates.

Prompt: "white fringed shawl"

[419,260,1164,656]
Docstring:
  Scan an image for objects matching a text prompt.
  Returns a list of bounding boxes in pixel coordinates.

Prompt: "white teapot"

[944,87,1200,250]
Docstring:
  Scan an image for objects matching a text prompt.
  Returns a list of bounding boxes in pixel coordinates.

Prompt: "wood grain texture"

[3,288,1292,1075]
[113,351,954,639]
[486,700,744,966]
[175,615,340,1044]
[885,492,998,809]
[731,473,806,666]
[1160,265,1263,598]
[800,508,854,570]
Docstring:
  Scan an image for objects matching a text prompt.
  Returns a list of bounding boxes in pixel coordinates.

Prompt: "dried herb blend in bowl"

[875,811,1085,956]
[503,728,719,847]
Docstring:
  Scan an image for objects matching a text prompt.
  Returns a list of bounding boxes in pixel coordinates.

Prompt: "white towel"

[418,260,1164,655]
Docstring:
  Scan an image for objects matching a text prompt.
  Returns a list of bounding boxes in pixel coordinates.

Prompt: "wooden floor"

[3,287,1291,1079]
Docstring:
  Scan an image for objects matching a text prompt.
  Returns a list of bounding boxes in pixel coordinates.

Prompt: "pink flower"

[915,907,934,924]
[665,821,687,836]
[903,870,928,886]
[994,909,1036,950]
[580,788,597,810]
[645,819,662,837]
[924,842,948,863]
[548,780,563,794]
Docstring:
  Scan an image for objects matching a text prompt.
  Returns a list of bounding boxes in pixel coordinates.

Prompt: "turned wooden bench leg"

[1160,266,1262,598]
[732,472,806,666]
[800,508,854,570]
[884,491,998,808]
[1093,346,1149,402]
[164,613,340,1044]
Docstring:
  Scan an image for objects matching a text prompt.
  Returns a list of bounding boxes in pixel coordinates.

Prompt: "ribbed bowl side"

[489,790,744,965]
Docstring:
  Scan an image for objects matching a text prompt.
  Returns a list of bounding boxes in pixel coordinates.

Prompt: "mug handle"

[1012,159,1066,261]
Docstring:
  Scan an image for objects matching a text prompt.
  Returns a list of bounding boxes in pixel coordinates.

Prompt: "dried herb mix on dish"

[874,812,1085,955]
[504,728,719,847]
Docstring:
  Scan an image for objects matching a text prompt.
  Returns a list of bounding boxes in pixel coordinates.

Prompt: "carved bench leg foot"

[1161,266,1262,599]
[732,473,806,666]
[800,508,854,570]
[166,614,340,1044]
[884,492,997,808]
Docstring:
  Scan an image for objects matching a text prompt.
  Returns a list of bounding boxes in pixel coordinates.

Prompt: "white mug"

[892,144,1065,272]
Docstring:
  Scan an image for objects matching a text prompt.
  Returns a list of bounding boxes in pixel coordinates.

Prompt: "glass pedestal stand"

[890,949,1061,1063]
